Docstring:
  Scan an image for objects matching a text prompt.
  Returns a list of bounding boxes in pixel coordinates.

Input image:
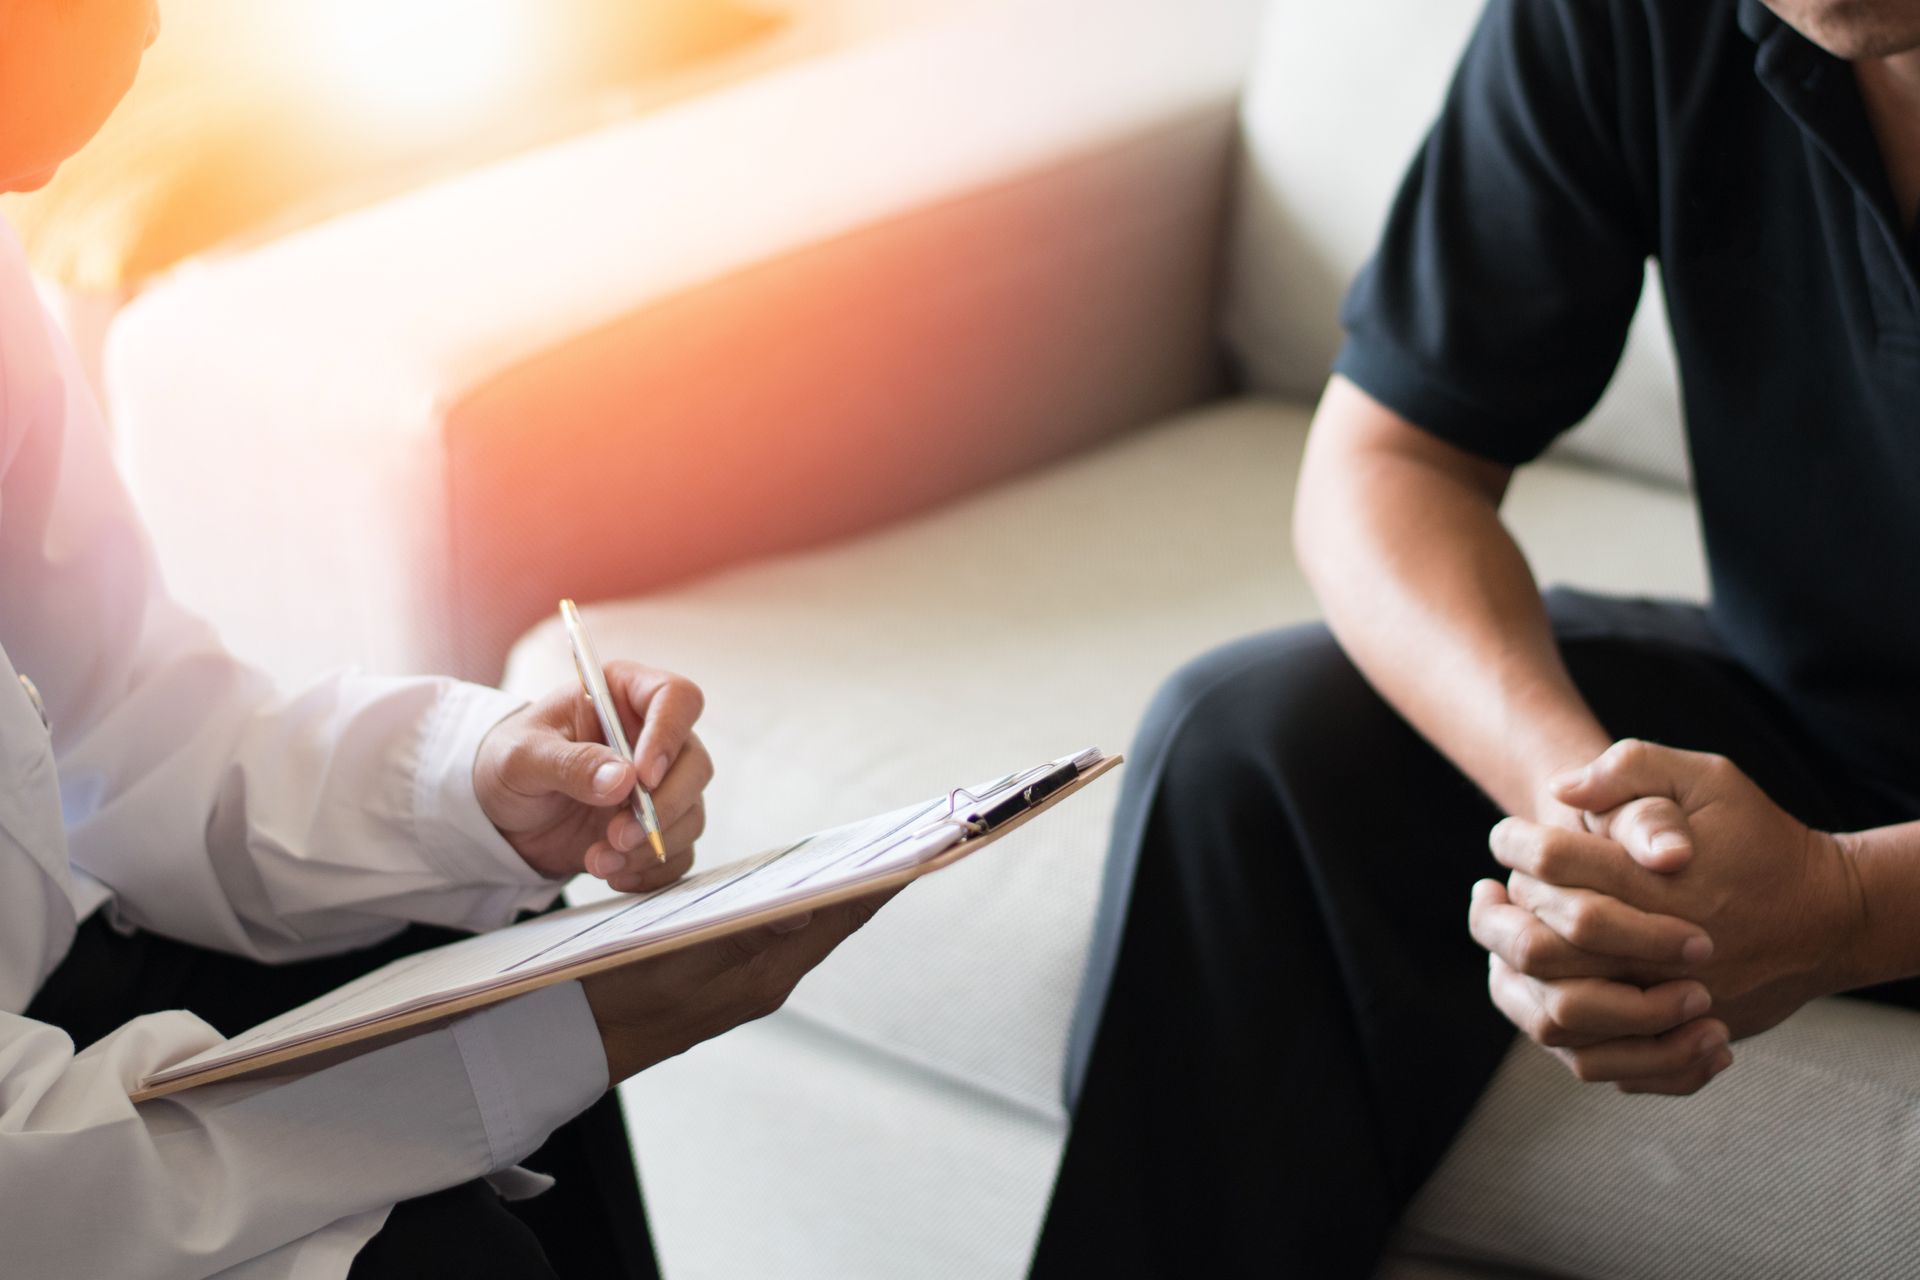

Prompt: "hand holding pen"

[563,597,674,864]
[471,602,713,894]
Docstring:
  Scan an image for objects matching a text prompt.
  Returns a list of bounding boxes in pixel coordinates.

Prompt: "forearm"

[1295,377,1610,820]
[1835,822,1920,989]
[62,634,556,960]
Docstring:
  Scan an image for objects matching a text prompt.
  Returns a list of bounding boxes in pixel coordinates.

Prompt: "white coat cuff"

[451,980,608,1171]
[413,683,565,924]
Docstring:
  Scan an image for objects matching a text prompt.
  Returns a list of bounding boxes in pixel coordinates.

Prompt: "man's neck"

[1855,48,1920,233]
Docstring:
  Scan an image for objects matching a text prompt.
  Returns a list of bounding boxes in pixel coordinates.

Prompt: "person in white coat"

[0,3,889,1276]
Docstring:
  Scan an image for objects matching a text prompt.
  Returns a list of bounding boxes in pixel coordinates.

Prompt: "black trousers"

[26,912,661,1280]
[1030,590,1920,1278]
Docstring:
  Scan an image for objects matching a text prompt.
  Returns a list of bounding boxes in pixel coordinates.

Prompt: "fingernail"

[1548,766,1587,793]
[1709,1048,1734,1075]
[612,821,640,852]
[1697,1027,1728,1057]
[1681,935,1714,965]
[592,850,626,878]
[1652,832,1689,856]
[647,753,670,790]
[1682,986,1711,1018]
[769,912,812,935]
[594,761,626,795]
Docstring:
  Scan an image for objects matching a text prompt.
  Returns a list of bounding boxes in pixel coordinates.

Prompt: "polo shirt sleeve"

[1334,0,1654,465]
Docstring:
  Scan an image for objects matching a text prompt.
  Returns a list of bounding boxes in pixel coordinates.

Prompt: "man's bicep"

[1303,375,1515,507]
[1335,0,1655,467]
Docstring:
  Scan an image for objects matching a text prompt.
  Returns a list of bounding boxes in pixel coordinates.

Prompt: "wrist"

[1827,824,1920,991]
[581,969,680,1085]
[1517,730,1615,825]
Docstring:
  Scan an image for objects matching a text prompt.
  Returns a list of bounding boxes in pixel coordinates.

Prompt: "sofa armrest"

[107,0,1266,685]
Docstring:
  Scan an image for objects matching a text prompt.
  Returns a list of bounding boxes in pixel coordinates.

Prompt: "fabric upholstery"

[1386,999,1920,1280]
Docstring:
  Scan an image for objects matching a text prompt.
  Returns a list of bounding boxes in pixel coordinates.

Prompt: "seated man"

[1032,0,1920,1275]
[0,3,886,1276]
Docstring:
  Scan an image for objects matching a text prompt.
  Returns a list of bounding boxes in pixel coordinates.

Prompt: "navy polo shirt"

[1335,0,1920,796]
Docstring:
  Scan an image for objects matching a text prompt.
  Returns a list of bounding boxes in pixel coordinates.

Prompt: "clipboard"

[132,749,1121,1102]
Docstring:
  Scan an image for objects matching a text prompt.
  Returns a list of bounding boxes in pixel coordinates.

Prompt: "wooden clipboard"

[132,752,1122,1102]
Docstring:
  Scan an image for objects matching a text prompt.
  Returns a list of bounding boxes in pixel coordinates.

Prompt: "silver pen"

[560,599,666,863]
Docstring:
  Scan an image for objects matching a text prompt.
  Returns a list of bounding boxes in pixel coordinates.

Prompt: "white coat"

[0,219,607,1279]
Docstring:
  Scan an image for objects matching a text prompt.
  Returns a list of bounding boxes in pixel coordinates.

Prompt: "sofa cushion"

[107,0,1263,688]
[1385,998,1920,1280]
[1224,0,1690,489]
[504,396,1707,1115]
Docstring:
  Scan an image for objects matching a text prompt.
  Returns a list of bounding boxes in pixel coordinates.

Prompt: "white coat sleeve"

[0,981,608,1280]
[0,220,563,962]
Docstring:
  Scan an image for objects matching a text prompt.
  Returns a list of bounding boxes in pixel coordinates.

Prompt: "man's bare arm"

[1293,375,1612,823]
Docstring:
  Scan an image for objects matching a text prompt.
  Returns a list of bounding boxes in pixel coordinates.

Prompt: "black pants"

[26,912,661,1280]
[1030,590,1920,1278]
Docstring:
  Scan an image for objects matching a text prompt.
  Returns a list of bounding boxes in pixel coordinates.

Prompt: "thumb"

[1597,795,1695,873]
[505,734,633,806]
[1549,739,1692,814]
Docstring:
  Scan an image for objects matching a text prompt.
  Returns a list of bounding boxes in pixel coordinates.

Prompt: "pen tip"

[649,830,666,863]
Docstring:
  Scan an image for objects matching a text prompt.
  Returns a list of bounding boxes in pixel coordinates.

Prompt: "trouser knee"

[1127,624,1380,820]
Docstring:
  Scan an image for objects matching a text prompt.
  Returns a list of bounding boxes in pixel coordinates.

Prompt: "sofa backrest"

[1222,0,1691,489]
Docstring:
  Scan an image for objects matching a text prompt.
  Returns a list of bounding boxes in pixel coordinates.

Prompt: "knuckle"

[567,741,602,775]
[1613,738,1650,766]
[666,677,705,722]
[1562,899,1603,947]
[1662,1041,1703,1074]
[1534,1018,1575,1049]
[1619,798,1662,838]
[1538,982,1580,1029]
[1507,927,1540,974]
[1529,837,1565,881]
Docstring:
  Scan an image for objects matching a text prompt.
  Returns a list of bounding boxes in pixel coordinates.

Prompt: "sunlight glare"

[302,0,546,128]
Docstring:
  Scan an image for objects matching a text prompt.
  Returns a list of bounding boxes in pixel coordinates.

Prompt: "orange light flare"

[294,0,555,133]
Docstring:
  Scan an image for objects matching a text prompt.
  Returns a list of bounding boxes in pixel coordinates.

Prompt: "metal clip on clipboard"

[911,747,1103,842]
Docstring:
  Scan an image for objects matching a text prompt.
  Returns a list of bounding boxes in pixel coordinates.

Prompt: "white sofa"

[107,1,1920,1276]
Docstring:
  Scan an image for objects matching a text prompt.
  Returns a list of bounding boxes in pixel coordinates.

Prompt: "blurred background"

[6,0,939,399]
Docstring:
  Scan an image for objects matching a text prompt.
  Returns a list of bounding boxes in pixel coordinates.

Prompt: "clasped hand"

[1468,740,1867,1095]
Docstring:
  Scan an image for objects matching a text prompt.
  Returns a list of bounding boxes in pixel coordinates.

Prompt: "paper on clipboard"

[133,748,1117,1101]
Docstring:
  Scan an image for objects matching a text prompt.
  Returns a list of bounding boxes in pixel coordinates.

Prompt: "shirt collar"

[1736,0,1920,283]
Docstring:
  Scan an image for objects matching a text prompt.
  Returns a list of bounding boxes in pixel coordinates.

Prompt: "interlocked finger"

[1506,871,1712,966]
[1470,879,1647,981]
[1555,1017,1730,1084]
